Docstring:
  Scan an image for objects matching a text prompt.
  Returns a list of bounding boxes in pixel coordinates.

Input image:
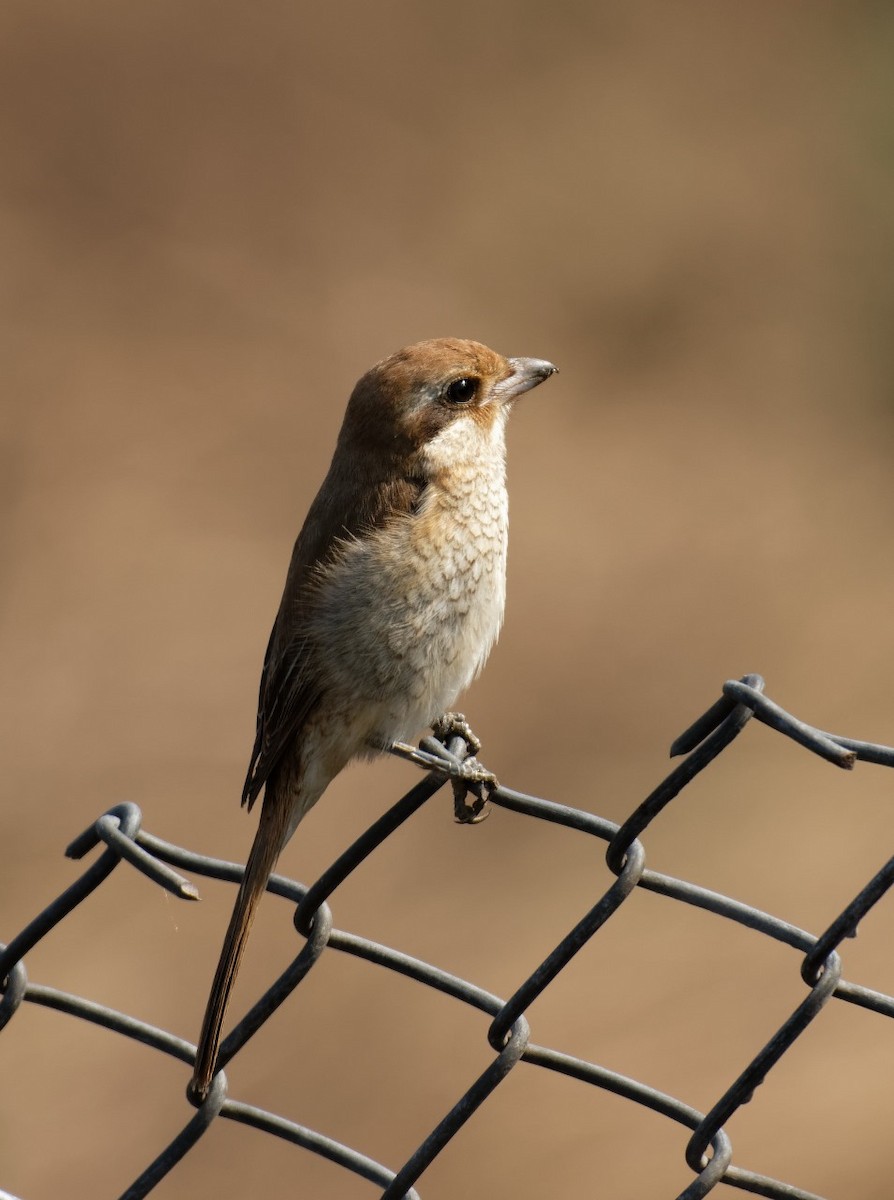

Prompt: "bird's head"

[337,338,558,475]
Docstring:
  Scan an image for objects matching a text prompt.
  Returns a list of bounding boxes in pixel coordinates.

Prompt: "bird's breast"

[311,453,509,745]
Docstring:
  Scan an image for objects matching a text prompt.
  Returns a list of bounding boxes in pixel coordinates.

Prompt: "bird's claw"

[388,714,498,823]
[450,762,494,824]
[431,711,482,756]
[431,712,496,824]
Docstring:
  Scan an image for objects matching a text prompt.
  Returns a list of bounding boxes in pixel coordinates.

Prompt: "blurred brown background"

[3,3,894,1198]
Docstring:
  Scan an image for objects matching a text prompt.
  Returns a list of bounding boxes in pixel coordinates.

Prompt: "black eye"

[444,376,479,404]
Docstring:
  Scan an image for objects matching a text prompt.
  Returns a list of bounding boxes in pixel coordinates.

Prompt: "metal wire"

[1,674,891,1200]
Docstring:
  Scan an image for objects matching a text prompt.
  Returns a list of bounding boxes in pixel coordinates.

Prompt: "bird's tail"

[190,791,291,1099]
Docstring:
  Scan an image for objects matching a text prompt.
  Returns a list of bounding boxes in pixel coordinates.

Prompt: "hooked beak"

[496,357,559,404]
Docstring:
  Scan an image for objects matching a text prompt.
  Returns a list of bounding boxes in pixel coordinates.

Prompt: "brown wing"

[241,624,317,809]
[241,469,425,810]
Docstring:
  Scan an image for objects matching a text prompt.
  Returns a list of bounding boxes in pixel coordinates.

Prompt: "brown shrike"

[190,338,557,1098]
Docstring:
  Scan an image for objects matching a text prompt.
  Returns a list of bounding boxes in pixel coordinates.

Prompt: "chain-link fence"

[1,673,891,1200]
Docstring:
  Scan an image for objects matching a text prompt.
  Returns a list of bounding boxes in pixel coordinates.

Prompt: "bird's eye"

[444,377,479,404]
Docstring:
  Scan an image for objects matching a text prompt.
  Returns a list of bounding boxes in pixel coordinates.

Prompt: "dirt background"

[3,3,894,1198]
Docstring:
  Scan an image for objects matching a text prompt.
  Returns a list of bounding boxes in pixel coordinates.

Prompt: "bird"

[190,337,558,1099]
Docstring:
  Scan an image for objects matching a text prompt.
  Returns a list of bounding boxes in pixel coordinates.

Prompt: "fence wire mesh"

[1,673,892,1200]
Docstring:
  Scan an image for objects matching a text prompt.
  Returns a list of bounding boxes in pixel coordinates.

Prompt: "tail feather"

[190,792,291,1099]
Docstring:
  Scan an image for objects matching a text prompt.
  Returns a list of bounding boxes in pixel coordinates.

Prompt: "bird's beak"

[496,357,559,404]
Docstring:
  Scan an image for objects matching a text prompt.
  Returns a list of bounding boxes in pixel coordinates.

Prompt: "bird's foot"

[431,711,482,756]
[431,712,497,825]
[389,713,498,824]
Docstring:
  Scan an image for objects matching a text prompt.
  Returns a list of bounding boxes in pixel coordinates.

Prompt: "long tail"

[190,790,292,1099]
